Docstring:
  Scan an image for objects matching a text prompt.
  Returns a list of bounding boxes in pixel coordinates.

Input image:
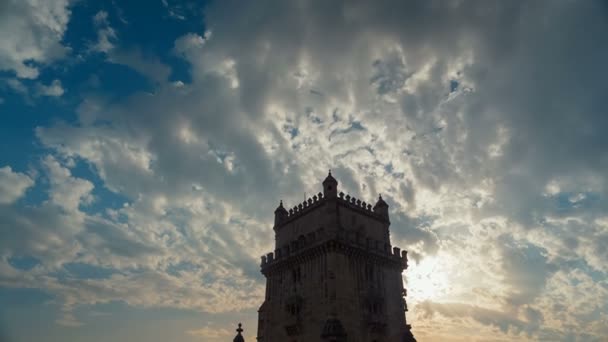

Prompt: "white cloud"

[36,79,65,97]
[91,11,116,53]
[0,166,34,204]
[0,0,71,79]
[42,156,94,212]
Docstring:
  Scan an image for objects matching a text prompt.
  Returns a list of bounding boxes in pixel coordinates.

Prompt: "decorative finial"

[233,322,245,342]
[279,200,283,207]
[329,169,332,175]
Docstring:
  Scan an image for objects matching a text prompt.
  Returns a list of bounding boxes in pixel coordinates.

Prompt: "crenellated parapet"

[288,192,324,218]
[337,192,390,223]
[274,192,326,228]
[339,192,374,212]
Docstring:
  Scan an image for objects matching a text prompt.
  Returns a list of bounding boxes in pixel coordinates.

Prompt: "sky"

[0,0,607,341]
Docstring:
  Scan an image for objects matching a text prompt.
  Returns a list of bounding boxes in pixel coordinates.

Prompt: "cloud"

[107,48,171,84]
[36,79,65,97]
[91,11,116,53]
[497,235,557,307]
[417,300,529,334]
[5,78,28,95]
[90,10,170,83]
[161,0,188,21]
[42,156,94,212]
[0,166,34,204]
[187,326,232,338]
[2,1,608,340]
[0,0,71,79]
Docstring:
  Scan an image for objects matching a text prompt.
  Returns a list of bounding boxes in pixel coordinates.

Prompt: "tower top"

[233,323,244,342]
[322,170,338,198]
[322,169,337,185]
[374,194,388,208]
[373,194,390,221]
[274,200,287,213]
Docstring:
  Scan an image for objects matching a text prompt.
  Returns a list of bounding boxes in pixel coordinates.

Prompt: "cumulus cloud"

[36,79,65,97]
[0,0,71,79]
[0,166,34,204]
[43,156,94,212]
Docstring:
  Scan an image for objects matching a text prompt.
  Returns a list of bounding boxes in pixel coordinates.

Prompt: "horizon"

[1,0,608,341]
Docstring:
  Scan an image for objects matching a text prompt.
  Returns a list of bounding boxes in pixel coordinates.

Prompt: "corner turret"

[373,194,389,222]
[322,170,338,199]
[274,200,288,226]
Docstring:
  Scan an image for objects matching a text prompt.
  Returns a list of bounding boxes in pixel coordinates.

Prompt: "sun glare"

[407,255,451,302]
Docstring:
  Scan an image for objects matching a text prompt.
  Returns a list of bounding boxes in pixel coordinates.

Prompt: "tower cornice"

[260,238,408,275]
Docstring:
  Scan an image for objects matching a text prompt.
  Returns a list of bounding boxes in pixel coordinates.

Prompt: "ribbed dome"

[274,200,288,214]
[322,170,337,185]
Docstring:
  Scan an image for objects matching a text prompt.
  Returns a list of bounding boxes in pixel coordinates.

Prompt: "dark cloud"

[497,235,557,307]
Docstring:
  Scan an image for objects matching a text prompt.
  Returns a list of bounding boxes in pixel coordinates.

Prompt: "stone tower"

[257,172,416,342]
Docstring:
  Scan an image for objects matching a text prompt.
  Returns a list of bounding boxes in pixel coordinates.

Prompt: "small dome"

[374,194,388,208]
[322,170,337,185]
[274,200,288,213]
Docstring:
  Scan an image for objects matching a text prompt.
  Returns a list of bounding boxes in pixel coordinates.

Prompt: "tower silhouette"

[257,172,416,341]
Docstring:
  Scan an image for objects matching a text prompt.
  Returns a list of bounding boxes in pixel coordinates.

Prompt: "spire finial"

[233,322,245,342]
[329,169,332,175]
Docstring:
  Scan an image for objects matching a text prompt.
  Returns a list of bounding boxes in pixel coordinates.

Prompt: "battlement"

[282,192,325,224]
[338,192,373,211]
[337,191,390,222]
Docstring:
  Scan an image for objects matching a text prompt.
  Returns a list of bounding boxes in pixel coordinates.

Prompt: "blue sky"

[1,0,608,341]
